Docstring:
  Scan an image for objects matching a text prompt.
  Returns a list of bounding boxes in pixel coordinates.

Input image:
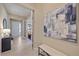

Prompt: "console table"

[1,37,11,52]
[38,44,66,56]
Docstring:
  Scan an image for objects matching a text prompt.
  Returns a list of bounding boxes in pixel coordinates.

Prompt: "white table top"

[39,44,66,56]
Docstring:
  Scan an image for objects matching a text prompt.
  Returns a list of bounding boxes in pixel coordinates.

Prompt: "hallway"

[1,37,38,56]
[0,3,79,56]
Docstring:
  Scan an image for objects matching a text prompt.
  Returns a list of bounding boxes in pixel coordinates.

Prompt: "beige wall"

[21,3,79,56]
[40,4,79,56]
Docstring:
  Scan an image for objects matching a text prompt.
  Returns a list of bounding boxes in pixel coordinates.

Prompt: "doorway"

[11,20,21,38]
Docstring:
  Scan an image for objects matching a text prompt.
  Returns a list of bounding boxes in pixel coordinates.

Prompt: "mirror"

[3,18,7,29]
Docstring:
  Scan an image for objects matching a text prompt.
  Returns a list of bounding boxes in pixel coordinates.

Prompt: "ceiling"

[4,3,31,19]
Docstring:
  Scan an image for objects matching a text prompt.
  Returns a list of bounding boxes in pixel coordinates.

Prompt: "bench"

[38,44,66,56]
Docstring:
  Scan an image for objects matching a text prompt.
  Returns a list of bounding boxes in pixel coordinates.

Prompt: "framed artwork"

[44,3,77,43]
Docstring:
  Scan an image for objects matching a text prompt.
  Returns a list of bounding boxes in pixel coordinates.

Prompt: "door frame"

[9,6,35,49]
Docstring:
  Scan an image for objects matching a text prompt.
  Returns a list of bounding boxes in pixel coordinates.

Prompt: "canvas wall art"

[44,3,77,43]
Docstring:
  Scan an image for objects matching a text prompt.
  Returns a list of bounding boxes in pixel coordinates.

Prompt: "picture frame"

[44,3,77,43]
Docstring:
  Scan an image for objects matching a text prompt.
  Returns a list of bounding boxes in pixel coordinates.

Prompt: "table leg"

[38,47,40,56]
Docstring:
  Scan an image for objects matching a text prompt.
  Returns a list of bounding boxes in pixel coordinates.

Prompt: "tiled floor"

[1,37,38,56]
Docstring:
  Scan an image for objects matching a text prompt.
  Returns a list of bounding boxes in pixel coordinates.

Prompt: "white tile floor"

[1,37,38,56]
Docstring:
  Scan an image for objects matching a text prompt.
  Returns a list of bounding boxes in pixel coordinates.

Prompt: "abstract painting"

[44,3,77,43]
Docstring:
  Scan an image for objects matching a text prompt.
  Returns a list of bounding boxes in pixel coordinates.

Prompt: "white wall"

[0,4,10,53]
